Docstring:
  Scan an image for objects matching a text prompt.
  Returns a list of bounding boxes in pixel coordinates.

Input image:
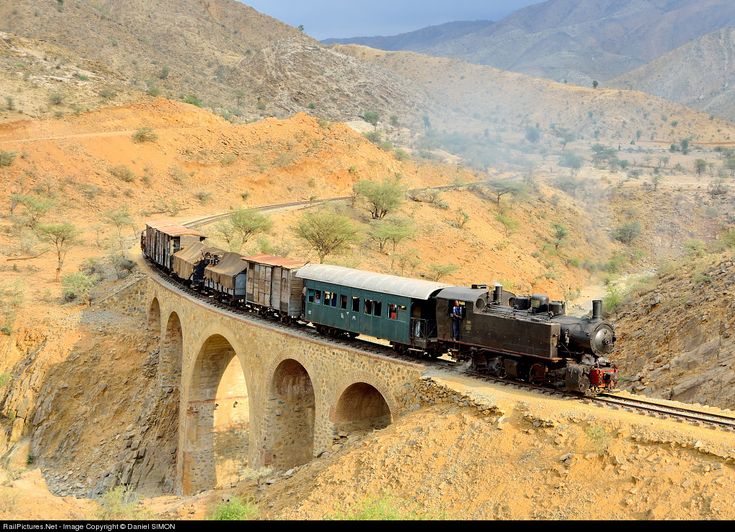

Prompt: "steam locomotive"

[142,221,618,395]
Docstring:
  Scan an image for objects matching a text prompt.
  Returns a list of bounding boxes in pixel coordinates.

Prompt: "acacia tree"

[723,157,735,177]
[553,127,576,150]
[694,159,707,176]
[368,223,392,253]
[353,179,404,219]
[368,218,416,253]
[485,179,526,205]
[428,263,458,281]
[611,221,641,244]
[559,152,583,174]
[362,111,379,129]
[11,194,54,229]
[552,223,568,251]
[213,220,240,251]
[229,209,272,251]
[37,222,80,280]
[393,248,420,275]
[293,210,359,263]
[102,207,135,257]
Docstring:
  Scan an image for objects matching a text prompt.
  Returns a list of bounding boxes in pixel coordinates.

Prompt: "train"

[141,221,618,395]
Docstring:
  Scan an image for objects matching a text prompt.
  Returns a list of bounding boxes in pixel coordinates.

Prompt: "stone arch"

[334,382,392,435]
[148,297,161,333]
[182,334,250,495]
[265,359,315,469]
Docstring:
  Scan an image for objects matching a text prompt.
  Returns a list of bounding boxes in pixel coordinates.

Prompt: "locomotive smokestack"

[494,284,502,304]
[592,300,602,320]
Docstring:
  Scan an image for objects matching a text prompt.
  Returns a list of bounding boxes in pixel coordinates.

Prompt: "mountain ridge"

[324,0,735,86]
[611,27,735,122]
[0,0,431,127]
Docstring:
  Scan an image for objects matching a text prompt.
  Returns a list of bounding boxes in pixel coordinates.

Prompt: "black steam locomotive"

[142,221,618,395]
[434,286,617,394]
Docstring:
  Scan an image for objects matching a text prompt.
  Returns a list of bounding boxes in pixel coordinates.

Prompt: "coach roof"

[296,264,452,300]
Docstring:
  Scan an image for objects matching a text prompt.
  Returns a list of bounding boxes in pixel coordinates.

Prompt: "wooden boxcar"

[296,264,450,349]
[143,221,206,271]
[243,254,307,319]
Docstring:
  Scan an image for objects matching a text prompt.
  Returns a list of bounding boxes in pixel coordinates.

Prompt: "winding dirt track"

[0,126,204,144]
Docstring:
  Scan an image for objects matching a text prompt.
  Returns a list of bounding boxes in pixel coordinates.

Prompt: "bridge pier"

[264,359,315,469]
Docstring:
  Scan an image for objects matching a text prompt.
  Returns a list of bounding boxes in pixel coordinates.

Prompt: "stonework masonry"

[142,275,429,495]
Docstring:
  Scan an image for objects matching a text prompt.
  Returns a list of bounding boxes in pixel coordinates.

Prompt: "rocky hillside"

[326,0,735,86]
[0,98,451,226]
[7,1,735,172]
[2,294,178,498]
[336,45,735,149]
[0,0,429,126]
[161,378,735,520]
[612,28,735,122]
[611,252,735,409]
[0,31,139,121]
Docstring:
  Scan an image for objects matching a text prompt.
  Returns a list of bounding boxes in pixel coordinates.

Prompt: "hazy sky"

[242,0,545,40]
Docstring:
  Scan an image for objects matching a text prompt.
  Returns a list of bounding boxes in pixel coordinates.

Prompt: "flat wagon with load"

[172,241,223,288]
[204,251,249,304]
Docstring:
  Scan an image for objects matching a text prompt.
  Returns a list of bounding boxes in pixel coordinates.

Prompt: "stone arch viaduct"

[139,274,428,495]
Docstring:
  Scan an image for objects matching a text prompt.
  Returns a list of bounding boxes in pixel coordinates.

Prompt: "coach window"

[340,295,348,309]
[389,304,398,320]
[308,289,315,303]
[330,292,338,307]
[364,299,373,315]
[352,297,360,312]
[374,301,382,317]
[315,290,322,304]
[323,291,332,305]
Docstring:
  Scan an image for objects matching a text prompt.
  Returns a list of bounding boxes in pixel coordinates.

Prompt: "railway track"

[183,197,351,228]
[152,263,735,431]
[457,362,735,430]
[148,188,735,432]
[592,393,735,430]
[183,183,473,228]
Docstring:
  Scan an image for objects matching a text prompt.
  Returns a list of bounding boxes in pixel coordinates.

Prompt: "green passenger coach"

[296,264,451,352]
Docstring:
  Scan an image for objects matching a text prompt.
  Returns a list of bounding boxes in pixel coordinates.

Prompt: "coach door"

[340,291,360,335]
